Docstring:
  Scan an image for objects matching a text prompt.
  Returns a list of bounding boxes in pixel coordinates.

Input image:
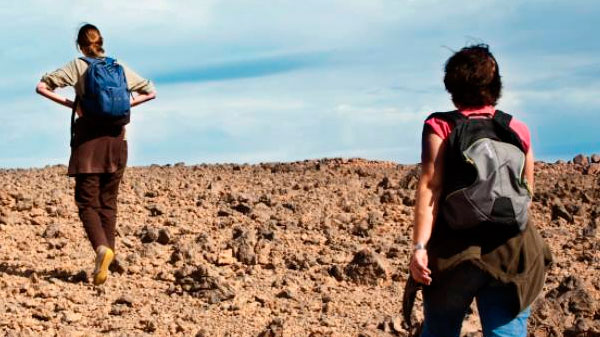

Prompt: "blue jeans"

[421,262,530,337]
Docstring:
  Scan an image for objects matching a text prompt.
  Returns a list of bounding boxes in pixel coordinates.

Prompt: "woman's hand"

[130,91,156,108]
[410,249,432,285]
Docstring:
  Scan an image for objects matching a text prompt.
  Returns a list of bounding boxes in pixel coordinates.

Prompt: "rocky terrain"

[0,156,598,337]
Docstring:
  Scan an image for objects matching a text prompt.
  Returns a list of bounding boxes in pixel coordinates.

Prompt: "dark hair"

[76,23,104,57]
[444,44,502,108]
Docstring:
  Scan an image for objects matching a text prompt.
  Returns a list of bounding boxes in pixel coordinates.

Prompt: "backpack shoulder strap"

[492,110,526,152]
[80,57,96,64]
[425,110,466,127]
[493,110,513,128]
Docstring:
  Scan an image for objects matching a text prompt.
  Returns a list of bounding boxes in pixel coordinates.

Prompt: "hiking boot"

[93,245,114,285]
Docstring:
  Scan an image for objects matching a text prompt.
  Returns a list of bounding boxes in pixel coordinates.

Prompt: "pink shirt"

[425,106,531,153]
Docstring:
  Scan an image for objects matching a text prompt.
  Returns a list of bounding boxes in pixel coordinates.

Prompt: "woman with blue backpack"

[36,23,156,285]
[407,44,552,336]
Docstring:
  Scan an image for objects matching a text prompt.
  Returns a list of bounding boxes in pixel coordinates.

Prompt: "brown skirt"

[68,117,128,176]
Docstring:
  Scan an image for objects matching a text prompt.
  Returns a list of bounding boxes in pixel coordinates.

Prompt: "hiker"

[409,44,551,337]
[36,23,156,285]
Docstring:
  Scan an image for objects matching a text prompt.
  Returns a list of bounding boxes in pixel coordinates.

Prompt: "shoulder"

[507,115,530,136]
[68,58,89,73]
[424,110,461,140]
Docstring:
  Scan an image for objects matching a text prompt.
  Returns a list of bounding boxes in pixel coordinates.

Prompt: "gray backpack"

[426,110,531,232]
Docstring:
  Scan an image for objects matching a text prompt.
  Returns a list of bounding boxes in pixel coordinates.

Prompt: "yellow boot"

[93,245,114,285]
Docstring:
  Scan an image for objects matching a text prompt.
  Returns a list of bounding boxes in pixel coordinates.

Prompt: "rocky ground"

[0,156,598,337]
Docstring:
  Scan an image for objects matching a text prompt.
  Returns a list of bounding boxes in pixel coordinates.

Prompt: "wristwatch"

[413,242,426,251]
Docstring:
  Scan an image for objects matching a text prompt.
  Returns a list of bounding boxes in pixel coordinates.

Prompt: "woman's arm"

[35,82,74,109]
[410,129,445,285]
[130,91,156,107]
[524,147,535,195]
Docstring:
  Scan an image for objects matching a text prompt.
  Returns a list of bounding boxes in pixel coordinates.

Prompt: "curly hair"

[444,44,502,108]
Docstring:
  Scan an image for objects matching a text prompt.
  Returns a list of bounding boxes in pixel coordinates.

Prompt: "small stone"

[586,163,600,175]
[551,199,573,223]
[157,228,171,245]
[140,226,159,243]
[109,258,127,274]
[233,203,252,214]
[217,249,236,265]
[377,316,393,333]
[255,294,269,305]
[276,288,295,299]
[258,318,284,337]
[42,223,64,239]
[391,316,405,333]
[328,265,345,281]
[217,209,232,217]
[231,228,257,265]
[573,154,589,165]
[345,249,389,285]
[114,295,134,307]
[146,204,165,216]
[15,200,34,212]
[62,311,82,323]
[591,154,600,163]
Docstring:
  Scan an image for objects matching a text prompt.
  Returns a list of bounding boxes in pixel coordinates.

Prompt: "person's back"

[36,23,157,285]
[408,44,551,337]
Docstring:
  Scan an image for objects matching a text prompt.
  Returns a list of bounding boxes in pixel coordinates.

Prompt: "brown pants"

[74,168,124,251]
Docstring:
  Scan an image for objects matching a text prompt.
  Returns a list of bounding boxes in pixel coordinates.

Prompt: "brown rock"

[157,228,171,245]
[258,318,284,337]
[173,265,236,303]
[217,249,236,265]
[573,154,589,165]
[586,163,600,175]
[140,225,159,243]
[42,223,64,239]
[345,249,389,285]
[231,227,257,265]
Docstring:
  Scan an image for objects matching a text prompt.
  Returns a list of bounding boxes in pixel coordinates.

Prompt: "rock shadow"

[0,262,88,284]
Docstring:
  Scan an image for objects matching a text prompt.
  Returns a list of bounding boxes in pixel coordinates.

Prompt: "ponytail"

[76,23,104,57]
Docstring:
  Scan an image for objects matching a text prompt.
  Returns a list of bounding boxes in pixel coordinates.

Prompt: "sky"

[1,0,598,168]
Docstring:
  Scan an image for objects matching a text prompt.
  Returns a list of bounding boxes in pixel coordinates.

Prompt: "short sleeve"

[40,60,79,90]
[508,118,531,154]
[424,117,452,141]
[119,62,156,94]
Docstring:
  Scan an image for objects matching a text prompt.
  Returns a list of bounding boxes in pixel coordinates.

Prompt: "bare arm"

[410,129,445,285]
[35,82,74,109]
[130,91,156,108]
[524,147,535,195]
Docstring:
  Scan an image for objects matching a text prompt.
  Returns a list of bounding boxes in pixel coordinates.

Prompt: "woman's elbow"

[35,82,46,94]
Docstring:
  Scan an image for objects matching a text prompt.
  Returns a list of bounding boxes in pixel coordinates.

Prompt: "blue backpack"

[79,57,131,125]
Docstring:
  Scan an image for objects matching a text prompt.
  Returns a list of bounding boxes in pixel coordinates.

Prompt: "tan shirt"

[40,57,155,95]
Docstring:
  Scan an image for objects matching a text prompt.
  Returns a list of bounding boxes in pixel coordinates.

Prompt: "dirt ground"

[0,158,598,337]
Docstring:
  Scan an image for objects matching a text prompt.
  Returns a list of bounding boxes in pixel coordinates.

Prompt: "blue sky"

[1,0,598,167]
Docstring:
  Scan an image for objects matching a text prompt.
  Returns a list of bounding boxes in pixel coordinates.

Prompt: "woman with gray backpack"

[36,23,156,285]
[407,44,552,336]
